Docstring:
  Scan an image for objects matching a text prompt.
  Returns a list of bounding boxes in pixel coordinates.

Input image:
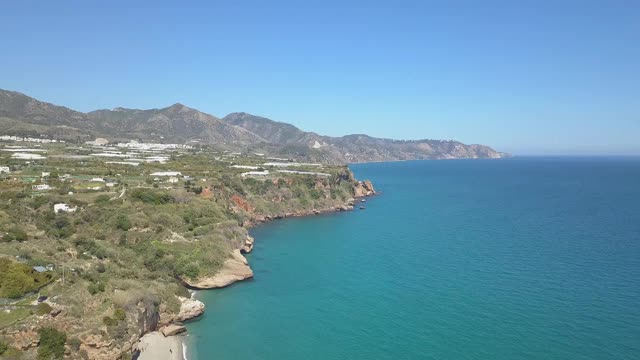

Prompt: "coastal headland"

[0,139,376,359]
[138,179,376,360]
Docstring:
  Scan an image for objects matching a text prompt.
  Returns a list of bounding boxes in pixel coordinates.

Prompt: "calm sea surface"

[186,157,640,359]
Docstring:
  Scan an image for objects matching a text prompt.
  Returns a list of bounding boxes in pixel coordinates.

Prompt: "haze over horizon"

[1,1,638,155]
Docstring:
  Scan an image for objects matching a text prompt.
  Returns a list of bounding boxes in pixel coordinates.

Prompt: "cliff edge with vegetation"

[0,142,375,359]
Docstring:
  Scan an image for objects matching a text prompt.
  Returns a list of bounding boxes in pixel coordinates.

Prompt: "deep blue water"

[186,157,640,359]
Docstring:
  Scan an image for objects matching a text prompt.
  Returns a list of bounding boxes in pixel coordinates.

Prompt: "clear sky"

[1,1,638,155]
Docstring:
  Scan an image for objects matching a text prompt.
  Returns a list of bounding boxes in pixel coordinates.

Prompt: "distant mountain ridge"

[0,89,508,163]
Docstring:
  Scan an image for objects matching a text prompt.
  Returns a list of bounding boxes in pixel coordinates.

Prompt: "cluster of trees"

[0,258,52,299]
[37,327,66,360]
[129,188,174,205]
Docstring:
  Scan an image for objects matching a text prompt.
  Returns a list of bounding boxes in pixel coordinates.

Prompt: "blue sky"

[1,1,638,155]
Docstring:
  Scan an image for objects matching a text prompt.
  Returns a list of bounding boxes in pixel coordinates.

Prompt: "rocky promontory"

[182,249,254,289]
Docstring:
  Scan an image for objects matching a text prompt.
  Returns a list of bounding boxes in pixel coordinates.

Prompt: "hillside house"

[241,170,269,178]
[54,203,77,214]
[150,171,182,177]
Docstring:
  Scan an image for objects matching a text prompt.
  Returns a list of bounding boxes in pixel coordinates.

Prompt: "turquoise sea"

[186,157,640,359]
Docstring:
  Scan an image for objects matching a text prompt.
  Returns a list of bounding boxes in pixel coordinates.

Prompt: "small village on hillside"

[0,135,373,359]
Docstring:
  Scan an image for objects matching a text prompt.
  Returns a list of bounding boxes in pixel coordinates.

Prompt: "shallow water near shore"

[186,157,640,359]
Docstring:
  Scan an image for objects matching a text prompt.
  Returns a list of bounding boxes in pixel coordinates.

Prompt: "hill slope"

[0,89,507,162]
[224,112,506,162]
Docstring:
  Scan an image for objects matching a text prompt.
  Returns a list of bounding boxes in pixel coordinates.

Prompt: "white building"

[150,171,182,177]
[168,177,179,183]
[41,172,50,177]
[0,166,10,174]
[241,170,269,178]
[54,203,77,214]
[263,162,322,167]
[32,184,51,191]
[231,165,259,170]
[85,138,109,146]
[90,177,106,183]
[12,153,46,160]
[277,170,331,177]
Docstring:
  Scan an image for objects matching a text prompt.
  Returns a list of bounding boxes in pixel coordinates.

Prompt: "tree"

[37,327,66,360]
[36,302,53,315]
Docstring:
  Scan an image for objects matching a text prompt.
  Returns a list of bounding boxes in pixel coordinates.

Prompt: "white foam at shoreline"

[182,338,188,360]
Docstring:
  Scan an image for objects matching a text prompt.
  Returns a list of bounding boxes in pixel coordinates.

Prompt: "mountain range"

[0,89,507,163]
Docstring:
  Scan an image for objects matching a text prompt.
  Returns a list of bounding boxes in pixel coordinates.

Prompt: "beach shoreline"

[137,331,184,360]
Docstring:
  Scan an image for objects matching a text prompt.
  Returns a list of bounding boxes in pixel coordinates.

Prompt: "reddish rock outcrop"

[231,194,254,212]
[354,179,376,197]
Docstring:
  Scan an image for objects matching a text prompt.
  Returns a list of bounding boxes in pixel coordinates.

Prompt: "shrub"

[96,263,106,273]
[2,227,27,242]
[74,238,108,259]
[31,195,50,209]
[68,337,81,351]
[87,282,105,295]
[36,302,53,315]
[0,340,7,355]
[94,195,111,204]
[175,284,191,299]
[37,327,66,360]
[114,308,126,321]
[129,189,173,205]
[115,214,131,231]
[102,316,117,326]
[51,215,74,238]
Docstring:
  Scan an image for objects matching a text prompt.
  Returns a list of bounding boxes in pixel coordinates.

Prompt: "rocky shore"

[182,249,254,289]
[133,295,204,360]
[181,180,376,291]
[137,179,376,359]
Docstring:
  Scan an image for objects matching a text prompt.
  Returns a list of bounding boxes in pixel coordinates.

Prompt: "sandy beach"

[137,331,184,360]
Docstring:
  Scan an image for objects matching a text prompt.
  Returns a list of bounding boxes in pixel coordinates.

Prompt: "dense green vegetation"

[37,327,66,360]
[0,339,8,355]
[0,258,53,298]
